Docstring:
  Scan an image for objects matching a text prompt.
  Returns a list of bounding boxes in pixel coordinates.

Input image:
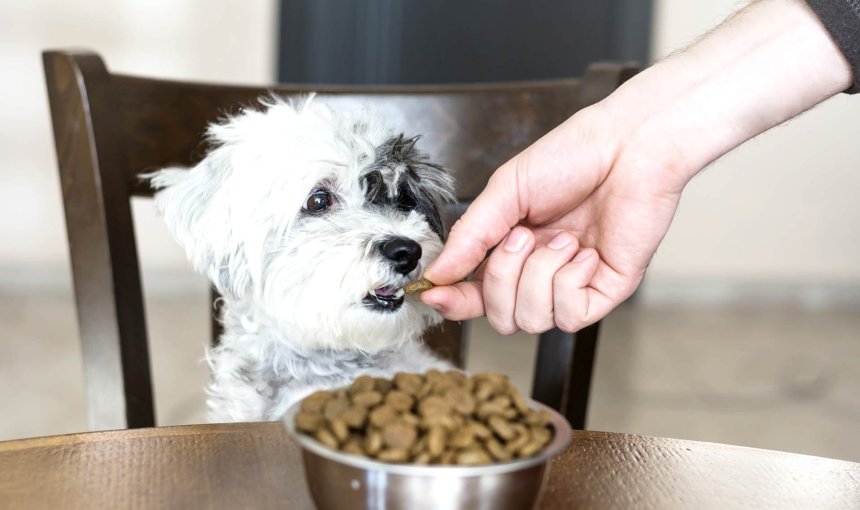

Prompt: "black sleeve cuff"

[806,0,860,93]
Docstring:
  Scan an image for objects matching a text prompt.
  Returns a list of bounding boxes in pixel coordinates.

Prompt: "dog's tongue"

[374,286,397,297]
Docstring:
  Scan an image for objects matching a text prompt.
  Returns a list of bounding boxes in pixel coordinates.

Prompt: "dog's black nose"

[379,238,422,275]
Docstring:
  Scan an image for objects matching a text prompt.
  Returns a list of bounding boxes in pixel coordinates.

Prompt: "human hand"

[420,103,685,334]
[421,0,851,334]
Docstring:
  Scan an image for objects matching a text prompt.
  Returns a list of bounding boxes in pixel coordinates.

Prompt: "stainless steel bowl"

[283,399,571,510]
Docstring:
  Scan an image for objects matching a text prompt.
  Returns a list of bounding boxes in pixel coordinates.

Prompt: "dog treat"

[294,371,555,465]
[403,278,434,294]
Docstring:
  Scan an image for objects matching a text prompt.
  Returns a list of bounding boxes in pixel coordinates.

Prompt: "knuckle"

[555,315,583,333]
[491,320,519,336]
[486,313,517,336]
[515,314,551,335]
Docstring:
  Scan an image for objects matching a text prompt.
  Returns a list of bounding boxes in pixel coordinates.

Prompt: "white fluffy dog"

[149,96,454,422]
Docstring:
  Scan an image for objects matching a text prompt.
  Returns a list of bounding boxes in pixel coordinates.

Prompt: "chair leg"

[531,322,600,429]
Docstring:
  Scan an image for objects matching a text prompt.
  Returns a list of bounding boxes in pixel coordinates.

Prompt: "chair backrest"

[44,49,637,430]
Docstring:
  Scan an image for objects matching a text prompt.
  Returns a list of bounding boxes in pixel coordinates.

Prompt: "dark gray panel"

[278,0,651,84]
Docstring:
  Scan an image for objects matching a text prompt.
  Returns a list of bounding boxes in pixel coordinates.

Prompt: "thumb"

[425,162,523,285]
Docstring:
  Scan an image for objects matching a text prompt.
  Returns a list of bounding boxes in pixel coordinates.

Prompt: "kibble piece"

[421,412,457,430]
[382,421,417,449]
[418,395,452,418]
[403,278,434,294]
[426,425,447,457]
[448,390,476,415]
[412,452,432,465]
[394,372,424,394]
[352,391,383,407]
[323,396,350,420]
[369,405,398,428]
[449,427,475,449]
[525,409,552,426]
[315,428,340,449]
[365,428,383,455]
[488,415,516,441]
[373,377,393,393]
[349,375,376,395]
[400,412,420,426]
[301,390,333,413]
[415,381,434,399]
[385,390,414,412]
[425,369,444,384]
[445,370,468,383]
[477,398,510,419]
[469,421,492,440]
[435,382,460,398]
[505,424,531,453]
[438,450,457,465]
[456,447,492,465]
[474,381,496,401]
[341,406,368,429]
[328,418,350,442]
[518,439,544,458]
[530,426,552,447]
[511,391,530,415]
[295,412,323,433]
[342,436,366,456]
[377,447,410,462]
[474,372,509,387]
[410,436,427,456]
[485,438,513,462]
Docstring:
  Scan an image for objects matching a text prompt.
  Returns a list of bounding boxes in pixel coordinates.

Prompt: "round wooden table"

[0,423,857,509]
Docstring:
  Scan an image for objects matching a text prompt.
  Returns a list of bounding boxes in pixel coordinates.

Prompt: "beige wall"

[0,0,277,287]
[2,0,858,299]
[646,0,860,294]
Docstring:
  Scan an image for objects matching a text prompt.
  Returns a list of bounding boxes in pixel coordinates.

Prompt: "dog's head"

[149,96,454,353]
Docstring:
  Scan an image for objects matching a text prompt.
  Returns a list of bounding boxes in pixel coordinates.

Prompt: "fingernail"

[548,232,574,250]
[504,228,529,253]
[573,249,593,262]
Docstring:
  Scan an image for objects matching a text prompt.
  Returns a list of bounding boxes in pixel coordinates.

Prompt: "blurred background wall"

[0,0,278,294]
[0,0,858,460]
[1,0,859,303]
[645,0,860,305]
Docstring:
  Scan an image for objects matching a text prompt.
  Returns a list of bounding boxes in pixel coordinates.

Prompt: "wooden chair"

[43,49,637,431]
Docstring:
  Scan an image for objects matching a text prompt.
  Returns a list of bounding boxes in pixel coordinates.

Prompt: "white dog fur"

[149,95,455,422]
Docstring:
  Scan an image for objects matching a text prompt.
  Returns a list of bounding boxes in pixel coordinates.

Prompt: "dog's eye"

[397,194,417,211]
[396,184,418,211]
[306,190,334,212]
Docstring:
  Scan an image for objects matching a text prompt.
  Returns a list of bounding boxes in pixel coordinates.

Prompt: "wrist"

[599,0,852,189]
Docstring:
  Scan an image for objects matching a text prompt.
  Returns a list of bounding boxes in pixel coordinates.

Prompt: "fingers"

[551,248,603,332]
[424,166,522,285]
[420,280,485,321]
[482,227,536,335]
[513,231,581,334]
[423,243,631,333]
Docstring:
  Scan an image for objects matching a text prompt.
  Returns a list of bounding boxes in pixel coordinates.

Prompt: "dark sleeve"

[806,0,860,93]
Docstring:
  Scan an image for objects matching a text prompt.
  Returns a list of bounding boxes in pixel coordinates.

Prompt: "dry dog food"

[294,370,554,465]
[403,278,434,294]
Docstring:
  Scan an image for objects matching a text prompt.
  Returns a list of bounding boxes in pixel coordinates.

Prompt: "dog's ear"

[147,159,250,298]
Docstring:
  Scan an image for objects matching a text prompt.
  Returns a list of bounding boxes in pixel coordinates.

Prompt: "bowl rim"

[283,397,572,477]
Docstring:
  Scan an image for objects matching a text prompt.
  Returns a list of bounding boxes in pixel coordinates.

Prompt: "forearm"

[602,0,852,189]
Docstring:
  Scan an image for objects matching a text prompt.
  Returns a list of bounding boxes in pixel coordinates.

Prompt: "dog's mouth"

[363,285,405,312]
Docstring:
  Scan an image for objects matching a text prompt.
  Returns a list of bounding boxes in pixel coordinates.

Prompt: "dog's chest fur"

[206,299,450,422]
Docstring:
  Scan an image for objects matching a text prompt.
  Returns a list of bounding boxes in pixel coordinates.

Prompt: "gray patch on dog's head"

[362,135,455,239]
